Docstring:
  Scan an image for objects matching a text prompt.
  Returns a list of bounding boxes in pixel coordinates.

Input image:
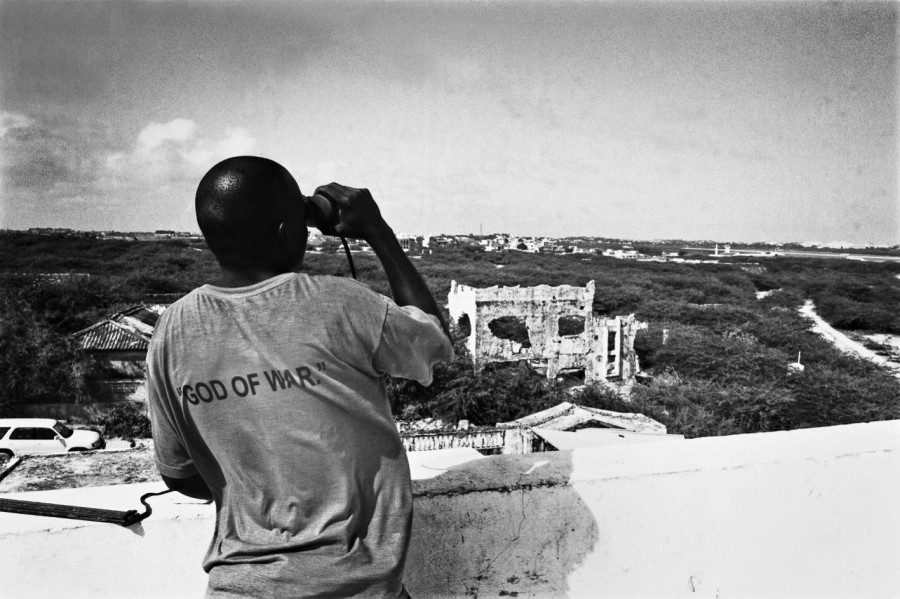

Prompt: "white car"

[0,418,105,464]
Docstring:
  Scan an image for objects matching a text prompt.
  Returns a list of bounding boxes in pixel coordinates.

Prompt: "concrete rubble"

[496,401,672,454]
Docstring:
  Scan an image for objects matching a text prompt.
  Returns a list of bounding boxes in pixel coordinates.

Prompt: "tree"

[0,292,91,413]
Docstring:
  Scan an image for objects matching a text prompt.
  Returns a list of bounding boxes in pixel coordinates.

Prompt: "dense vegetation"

[1,231,898,438]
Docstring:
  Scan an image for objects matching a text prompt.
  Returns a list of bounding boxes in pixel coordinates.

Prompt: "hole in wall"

[488,316,531,347]
[455,314,472,337]
[608,331,618,353]
[558,315,586,336]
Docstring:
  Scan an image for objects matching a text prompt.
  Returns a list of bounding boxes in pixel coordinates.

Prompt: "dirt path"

[799,300,900,378]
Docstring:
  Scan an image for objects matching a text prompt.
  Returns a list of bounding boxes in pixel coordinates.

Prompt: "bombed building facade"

[447,280,646,389]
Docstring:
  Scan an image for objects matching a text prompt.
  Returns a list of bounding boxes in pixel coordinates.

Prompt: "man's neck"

[215,266,296,288]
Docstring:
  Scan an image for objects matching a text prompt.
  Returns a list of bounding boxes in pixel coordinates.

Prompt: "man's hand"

[313,182,451,340]
[313,183,390,242]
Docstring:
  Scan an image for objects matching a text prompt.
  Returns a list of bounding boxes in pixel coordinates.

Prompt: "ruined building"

[447,280,645,388]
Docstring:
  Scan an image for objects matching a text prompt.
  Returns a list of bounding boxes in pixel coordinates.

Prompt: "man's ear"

[277,220,308,265]
[278,220,307,248]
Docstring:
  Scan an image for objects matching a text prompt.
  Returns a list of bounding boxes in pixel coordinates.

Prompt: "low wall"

[2,420,899,598]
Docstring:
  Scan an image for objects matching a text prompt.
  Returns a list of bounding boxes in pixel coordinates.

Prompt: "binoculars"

[304,194,340,231]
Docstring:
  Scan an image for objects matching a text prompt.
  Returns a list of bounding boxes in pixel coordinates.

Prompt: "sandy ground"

[799,300,900,378]
[0,441,159,493]
[0,440,486,492]
[858,332,900,361]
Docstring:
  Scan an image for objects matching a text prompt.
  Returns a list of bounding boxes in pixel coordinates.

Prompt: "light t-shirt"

[147,272,452,598]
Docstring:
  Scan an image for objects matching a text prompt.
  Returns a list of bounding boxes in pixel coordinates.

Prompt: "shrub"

[89,402,152,439]
[0,292,92,411]
[784,366,900,429]
[386,340,568,426]
[758,287,804,311]
[645,324,792,386]
[630,379,795,438]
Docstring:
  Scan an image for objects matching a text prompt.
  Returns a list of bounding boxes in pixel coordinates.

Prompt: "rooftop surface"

[2,420,898,597]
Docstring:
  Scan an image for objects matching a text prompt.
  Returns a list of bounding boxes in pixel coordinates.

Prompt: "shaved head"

[196,156,306,271]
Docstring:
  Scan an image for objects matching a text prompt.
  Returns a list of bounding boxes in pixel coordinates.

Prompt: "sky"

[0,0,896,245]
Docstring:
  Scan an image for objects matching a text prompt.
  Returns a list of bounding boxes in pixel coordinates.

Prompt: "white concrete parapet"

[2,421,899,597]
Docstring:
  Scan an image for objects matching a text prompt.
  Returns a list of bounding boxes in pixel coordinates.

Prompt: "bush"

[386,340,568,426]
[5,232,899,439]
[629,379,796,438]
[10,277,132,334]
[644,324,791,386]
[784,366,900,429]
[89,402,152,439]
[0,292,92,410]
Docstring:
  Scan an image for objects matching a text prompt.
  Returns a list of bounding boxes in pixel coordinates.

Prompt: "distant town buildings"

[7,228,203,242]
[5,228,894,262]
[26,227,75,236]
[601,248,640,260]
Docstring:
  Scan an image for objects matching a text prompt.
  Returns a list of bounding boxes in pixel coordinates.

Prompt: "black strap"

[0,488,175,527]
[340,236,358,279]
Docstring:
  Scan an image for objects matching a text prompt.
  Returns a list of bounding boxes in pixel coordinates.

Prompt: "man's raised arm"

[313,183,451,340]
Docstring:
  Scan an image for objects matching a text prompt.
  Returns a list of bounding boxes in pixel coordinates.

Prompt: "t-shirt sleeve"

[146,321,198,479]
[372,303,453,386]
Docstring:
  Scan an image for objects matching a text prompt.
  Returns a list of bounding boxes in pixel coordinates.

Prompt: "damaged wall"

[447,280,645,386]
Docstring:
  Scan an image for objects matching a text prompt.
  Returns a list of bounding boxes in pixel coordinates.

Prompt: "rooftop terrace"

[2,420,898,597]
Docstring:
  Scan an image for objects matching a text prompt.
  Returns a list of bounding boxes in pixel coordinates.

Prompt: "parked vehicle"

[0,418,105,464]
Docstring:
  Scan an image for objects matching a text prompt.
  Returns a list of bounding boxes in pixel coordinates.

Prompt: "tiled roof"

[75,320,150,351]
[73,305,166,352]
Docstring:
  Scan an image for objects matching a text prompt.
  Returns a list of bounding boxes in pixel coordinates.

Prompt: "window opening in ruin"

[557,367,586,382]
[558,315,586,337]
[455,314,472,337]
[607,329,621,376]
[488,316,531,347]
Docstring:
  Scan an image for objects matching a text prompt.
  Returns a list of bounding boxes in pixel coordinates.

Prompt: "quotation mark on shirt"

[316,361,326,384]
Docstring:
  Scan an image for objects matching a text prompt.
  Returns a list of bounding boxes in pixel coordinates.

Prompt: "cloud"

[106,119,257,178]
[0,111,100,193]
[136,119,198,150]
[1,113,257,230]
[0,111,34,139]
[0,111,123,229]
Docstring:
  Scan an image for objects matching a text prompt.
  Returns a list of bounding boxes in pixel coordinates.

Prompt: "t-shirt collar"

[199,272,301,299]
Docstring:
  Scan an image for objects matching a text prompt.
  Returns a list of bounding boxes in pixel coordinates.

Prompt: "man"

[147,156,453,598]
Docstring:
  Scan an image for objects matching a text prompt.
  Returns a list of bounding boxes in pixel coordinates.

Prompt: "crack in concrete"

[413,479,567,499]
[475,473,531,582]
